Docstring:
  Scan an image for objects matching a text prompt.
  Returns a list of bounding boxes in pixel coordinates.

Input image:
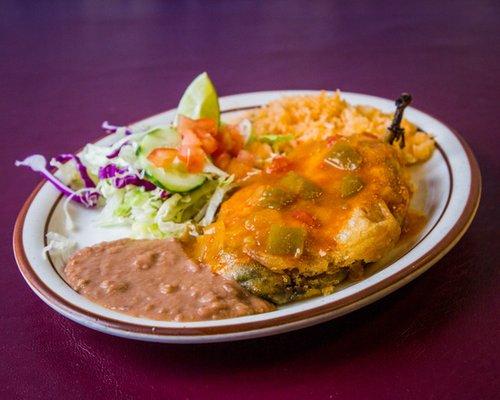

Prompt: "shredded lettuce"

[156,180,218,224]
[43,232,77,269]
[93,179,221,239]
[97,182,163,232]
[200,177,234,226]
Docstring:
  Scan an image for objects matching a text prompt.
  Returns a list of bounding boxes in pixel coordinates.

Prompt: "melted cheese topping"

[190,135,411,278]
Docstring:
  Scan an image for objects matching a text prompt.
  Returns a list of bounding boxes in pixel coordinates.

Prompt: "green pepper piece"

[258,134,294,145]
[341,174,364,198]
[319,268,349,286]
[266,224,307,256]
[221,262,293,305]
[325,141,363,170]
[279,171,323,200]
[258,187,296,209]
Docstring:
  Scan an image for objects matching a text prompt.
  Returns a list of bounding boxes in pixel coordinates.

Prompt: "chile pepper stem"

[387,93,412,148]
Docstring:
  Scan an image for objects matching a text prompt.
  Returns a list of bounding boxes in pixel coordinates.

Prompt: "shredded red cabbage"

[15,155,99,207]
[115,175,156,191]
[98,164,156,191]
[102,121,132,136]
[98,164,126,179]
[54,153,95,188]
[106,141,131,159]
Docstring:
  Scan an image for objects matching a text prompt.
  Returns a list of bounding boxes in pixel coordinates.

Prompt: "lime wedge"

[176,72,220,127]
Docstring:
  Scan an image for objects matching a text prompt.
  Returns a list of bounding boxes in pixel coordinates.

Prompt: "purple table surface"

[1,1,498,399]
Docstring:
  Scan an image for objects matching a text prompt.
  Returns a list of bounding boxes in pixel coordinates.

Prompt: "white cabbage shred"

[43,232,77,269]
[199,177,234,226]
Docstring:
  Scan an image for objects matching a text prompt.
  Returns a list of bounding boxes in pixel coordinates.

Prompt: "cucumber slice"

[137,126,206,192]
[136,126,181,158]
[145,166,206,193]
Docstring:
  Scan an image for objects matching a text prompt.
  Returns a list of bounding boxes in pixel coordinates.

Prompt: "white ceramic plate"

[13,91,481,343]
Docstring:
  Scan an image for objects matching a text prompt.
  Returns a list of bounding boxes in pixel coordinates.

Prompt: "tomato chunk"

[178,135,206,173]
[214,152,231,170]
[215,124,244,158]
[176,116,215,172]
[178,116,217,135]
[147,147,179,168]
[178,115,218,155]
[266,156,293,174]
[290,210,320,227]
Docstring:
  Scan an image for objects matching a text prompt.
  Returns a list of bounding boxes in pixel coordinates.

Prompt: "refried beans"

[64,238,275,321]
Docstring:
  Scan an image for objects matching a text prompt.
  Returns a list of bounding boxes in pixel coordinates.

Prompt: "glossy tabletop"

[1,1,498,399]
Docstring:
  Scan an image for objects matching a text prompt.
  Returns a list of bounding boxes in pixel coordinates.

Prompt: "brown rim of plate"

[12,106,481,337]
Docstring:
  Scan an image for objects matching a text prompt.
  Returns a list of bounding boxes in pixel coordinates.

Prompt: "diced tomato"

[290,210,320,227]
[266,156,293,174]
[176,127,205,172]
[178,144,206,173]
[174,116,248,173]
[214,152,231,170]
[178,115,218,155]
[235,149,255,164]
[196,130,218,154]
[176,116,217,172]
[179,126,200,146]
[178,115,217,136]
[228,126,245,155]
[215,124,244,158]
[147,148,179,168]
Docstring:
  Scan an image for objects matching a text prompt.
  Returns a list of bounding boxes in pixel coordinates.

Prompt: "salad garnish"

[15,154,99,207]
[101,121,132,135]
[54,153,96,189]
[16,73,243,238]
